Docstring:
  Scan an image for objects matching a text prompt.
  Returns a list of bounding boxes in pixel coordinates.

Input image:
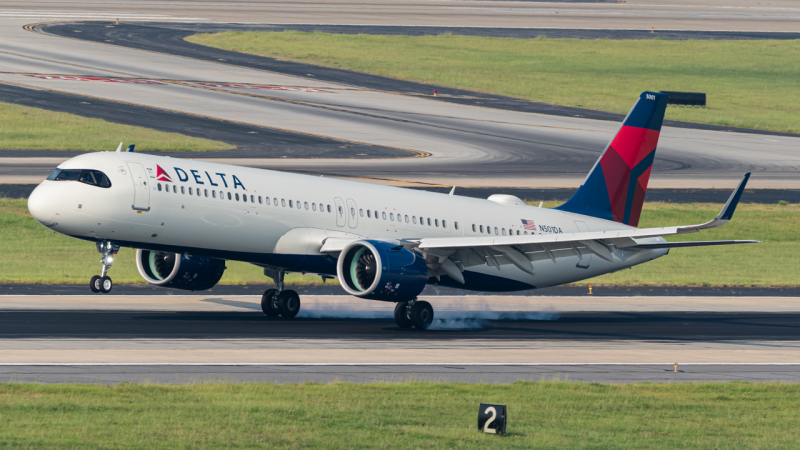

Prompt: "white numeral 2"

[483,406,497,434]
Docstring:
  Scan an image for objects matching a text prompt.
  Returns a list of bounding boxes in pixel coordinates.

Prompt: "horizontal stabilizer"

[633,240,760,249]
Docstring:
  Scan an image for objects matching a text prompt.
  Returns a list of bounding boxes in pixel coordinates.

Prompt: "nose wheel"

[90,241,118,294]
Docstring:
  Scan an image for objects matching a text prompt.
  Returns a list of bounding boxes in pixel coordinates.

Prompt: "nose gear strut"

[90,241,119,293]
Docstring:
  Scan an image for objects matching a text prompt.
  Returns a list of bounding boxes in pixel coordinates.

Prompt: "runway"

[1,7,799,187]
[2,295,799,383]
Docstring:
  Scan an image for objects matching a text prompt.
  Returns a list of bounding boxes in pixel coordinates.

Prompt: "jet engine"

[336,240,428,302]
[135,249,226,291]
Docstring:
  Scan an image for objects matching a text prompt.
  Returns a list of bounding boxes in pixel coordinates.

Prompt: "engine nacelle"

[337,240,428,302]
[136,249,226,291]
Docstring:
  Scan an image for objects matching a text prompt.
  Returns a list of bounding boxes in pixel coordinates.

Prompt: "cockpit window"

[47,169,111,188]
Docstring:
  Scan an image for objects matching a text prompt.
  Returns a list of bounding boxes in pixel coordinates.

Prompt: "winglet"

[449,186,456,196]
[678,173,750,233]
[718,172,750,221]
[115,142,123,152]
[126,144,135,153]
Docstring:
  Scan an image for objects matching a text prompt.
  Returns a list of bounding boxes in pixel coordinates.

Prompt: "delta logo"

[149,164,246,190]
[156,165,172,182]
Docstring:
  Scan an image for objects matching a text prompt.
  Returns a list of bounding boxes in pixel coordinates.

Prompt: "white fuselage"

[28,151,667,292]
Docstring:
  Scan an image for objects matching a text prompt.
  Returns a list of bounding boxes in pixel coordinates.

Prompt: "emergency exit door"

[127,162,151,211]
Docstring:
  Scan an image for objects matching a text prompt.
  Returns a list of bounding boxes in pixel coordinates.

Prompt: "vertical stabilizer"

[555,91,668,227]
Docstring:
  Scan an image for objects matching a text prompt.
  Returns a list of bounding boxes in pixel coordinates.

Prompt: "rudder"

[555,91,668,227]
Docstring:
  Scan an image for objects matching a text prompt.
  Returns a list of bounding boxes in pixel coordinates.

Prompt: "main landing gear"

[394,299,434,330]
[260,268,301,319]
[89,241,119,294]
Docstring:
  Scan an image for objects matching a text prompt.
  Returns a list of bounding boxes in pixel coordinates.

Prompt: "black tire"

[261,289,280,317]
[99,276,113,293]
[410,301,434,329]
[394,302,413,328]
[89,275,101,293]
[277,290,301,318]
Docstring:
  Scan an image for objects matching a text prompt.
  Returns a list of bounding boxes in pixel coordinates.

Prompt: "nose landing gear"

[260,267,301,319]
[89,241,119,293]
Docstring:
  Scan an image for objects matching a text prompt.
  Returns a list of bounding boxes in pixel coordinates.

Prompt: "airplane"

[27,91,758,329]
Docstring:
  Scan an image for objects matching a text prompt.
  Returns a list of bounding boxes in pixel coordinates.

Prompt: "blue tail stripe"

[622,150,656,224]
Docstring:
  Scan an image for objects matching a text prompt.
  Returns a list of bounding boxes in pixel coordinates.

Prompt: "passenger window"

[405,215,409,223]
[275,198,278,206]
[413,216,417,224]
[494,227,499,235]
[366,210,370,218]
[374,210,378,218]
[157,183,162,191]
[382,212,386,220]
[220,191,224,199]
[502,228,506,236]
[524,231,528,235]
[454,222,458,230]
[359,209,364,217]
[472,224,476,232]
[351,207,356,216]
[258,196,262,204]
[443,220,447,228]
[327,205,331,212]
[251,195,254,202]
[243,194,247,202]
[281,199,285,207]
[236,193,240,201]
[189,187,193,195]
[212,191,216,198]
[227,192,231,200]
[312,203,316,211]
[390,213,394,221]
[516,230,520,235]
[420,216,424,224]
[173,185,177,193]
[338,206,344,215]
[297,201,301,209]
[305,202,309,210]
[181,186,185,194]
[427,218,431,226]
[289,200,293,208]
[435,219,439,227]
[204,189,208,197]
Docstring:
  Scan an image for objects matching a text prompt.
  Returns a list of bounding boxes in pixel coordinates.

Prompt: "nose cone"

[28,182,59,226]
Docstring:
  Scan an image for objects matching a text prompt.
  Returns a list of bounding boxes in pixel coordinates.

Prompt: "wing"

[414,173,757,281]
[320,173,758,284]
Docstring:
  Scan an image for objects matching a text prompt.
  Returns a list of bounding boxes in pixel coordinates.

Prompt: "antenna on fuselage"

[115,142,123,152]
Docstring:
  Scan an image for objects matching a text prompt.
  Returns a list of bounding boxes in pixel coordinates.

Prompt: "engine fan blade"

[355,252,377,290]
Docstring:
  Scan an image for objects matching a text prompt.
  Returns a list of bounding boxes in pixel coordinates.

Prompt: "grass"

[1,198,796,286]
[0,101,231,152]
[186,31,800,134]
[2,381,800,448]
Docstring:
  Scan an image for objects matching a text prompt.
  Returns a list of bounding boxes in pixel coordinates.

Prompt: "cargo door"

[127,162,150,211]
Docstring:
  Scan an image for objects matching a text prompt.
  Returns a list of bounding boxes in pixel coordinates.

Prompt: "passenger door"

[127,162,150,211]
[346,198,358,229]
[334,197,346,227]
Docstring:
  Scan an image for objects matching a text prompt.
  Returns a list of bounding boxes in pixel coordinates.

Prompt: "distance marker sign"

[478,403,506,435]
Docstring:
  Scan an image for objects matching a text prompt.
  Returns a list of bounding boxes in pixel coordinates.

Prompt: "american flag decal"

[521,219,537,231]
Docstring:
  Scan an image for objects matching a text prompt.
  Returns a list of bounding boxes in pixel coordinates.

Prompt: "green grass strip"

[186,31,800,134]
[2,381,800,448]
[0,198,795,286]
[0,101,231,152]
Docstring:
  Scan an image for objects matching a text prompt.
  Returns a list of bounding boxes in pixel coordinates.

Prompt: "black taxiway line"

[3,310,800,340]
[2,364,799,384]
[0,82,410,159]
[4,183,798,204]
[2,284,799,297]
[38,22,800,138]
